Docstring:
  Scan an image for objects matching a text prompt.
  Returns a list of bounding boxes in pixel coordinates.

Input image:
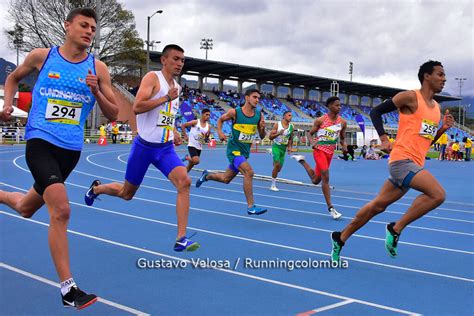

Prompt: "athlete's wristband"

[165,95,171,102]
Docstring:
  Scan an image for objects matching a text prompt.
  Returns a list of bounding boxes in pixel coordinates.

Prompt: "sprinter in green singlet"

[195,89,267,215]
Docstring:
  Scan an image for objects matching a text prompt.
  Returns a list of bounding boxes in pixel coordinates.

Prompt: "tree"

[5,0,145,78]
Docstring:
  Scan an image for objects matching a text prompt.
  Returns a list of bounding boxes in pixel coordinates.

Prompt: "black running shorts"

[187,146,202,158]
[25,138,81,196]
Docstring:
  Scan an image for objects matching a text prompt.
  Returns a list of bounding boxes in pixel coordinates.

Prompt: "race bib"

[419,119,437,140]
[234,123,257,144]
[45,99,82,125]
[157,110,175,130]
[238,132,255,143]
[319,128,338,141]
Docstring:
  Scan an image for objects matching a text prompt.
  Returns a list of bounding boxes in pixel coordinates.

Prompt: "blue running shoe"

[247,205,267,215]
[84,180,101,206]
[196,170,209,188]
[174,235,200,252]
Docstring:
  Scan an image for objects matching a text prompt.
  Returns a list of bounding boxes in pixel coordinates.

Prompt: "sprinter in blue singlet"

[0,8,118,309]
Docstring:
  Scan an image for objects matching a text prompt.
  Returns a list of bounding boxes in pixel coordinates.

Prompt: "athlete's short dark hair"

[201,108,210,114]
[418,60,443,84]
[283,110,291,116]
[162,44,184,56]
[326,96,340,106]
[66,7,97,23]
[244,89,260,97]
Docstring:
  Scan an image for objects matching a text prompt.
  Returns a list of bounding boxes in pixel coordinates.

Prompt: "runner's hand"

[173,130,182,146]
[168,87,179,100]
[218,131,227,142]
[380,137,392,153]
[0,105,13,121]
[86,69,99,95]
[442,109,454,129]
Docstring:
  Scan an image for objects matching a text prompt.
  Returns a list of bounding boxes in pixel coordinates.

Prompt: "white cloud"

[1,0,472,97]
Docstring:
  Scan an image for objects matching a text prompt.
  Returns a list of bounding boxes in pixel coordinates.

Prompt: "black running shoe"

[62,286,98,310]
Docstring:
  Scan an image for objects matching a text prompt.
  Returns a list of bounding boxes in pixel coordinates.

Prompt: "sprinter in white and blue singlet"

[0,8,119,310]
[84,44,199,252]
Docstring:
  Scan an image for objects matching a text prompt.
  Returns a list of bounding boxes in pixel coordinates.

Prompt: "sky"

[0,0,473,98]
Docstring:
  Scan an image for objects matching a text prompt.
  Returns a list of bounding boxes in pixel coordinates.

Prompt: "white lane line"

[297,299,356,315]
[0,213,420,316]
[2,199,473,282]
[116,151,474,209]
[88,152,474,222]
[71,168,474,237]
[0,262,149,315]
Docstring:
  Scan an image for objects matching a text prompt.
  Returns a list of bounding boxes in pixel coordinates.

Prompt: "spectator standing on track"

[111,123,119,144]
[438,132,448,160]
[464,137,472,161]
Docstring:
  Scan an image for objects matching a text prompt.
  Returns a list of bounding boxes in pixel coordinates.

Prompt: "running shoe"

[270,185,279,192]
[181,154,189,162]
[290,154,305,162]
[330,231,344,264]
[62,286,97,310]
[328,206,342,220]
[174,235,200,252]
[385,222,399,258]
[247,205,267,215]
[84,180,101,206]
[195,170,209,188]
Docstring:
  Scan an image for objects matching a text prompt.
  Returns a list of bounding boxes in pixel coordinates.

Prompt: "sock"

[387,222,400,236]
[271,178,276,186]
[332,232,345,246]
[60,278,76,296]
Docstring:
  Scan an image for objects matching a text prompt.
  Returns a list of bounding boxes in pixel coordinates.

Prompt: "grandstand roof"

[150,52,460,102]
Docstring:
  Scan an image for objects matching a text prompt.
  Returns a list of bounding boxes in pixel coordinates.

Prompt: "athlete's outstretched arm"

[181,120,197,140]
[1,48,49,121]
[258,112,266,139]
[92,61,119,121]
[309,117,322,136]
[217,109,236,141]
[371,90,416,150]
[133,72,169,114]
[268,122,280,140]
[339,120,348,152]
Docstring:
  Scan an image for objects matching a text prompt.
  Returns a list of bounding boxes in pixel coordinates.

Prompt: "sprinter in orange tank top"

[330,60,455,264]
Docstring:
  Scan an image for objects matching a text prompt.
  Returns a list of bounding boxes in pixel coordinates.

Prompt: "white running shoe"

[291,154,305,162]
[270,185,279,192]
[266,148,273,155]
[329,206,342,220]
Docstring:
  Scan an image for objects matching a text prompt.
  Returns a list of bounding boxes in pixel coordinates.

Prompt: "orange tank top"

[389,90,441,166]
